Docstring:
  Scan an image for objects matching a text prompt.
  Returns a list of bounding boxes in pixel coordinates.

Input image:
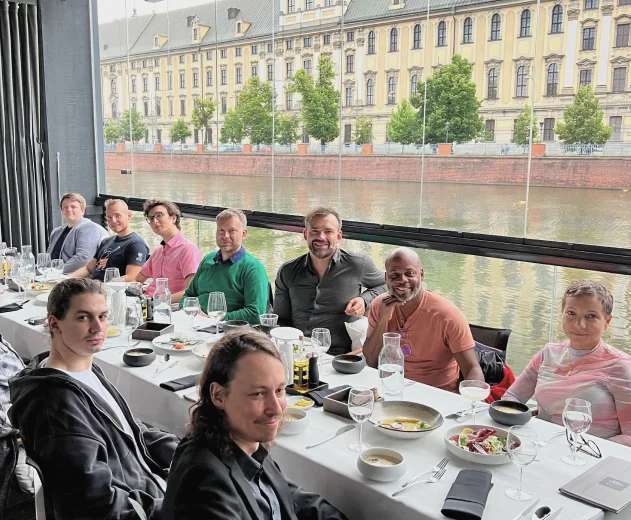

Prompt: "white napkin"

[345,316,368,349]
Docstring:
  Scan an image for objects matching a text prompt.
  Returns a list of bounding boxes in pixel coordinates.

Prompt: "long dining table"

[1,289,630,520]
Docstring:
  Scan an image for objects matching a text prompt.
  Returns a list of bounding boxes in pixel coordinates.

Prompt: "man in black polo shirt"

[69,199,149,282]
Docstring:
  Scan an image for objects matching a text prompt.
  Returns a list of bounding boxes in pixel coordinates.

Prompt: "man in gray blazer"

[47,193,108,274]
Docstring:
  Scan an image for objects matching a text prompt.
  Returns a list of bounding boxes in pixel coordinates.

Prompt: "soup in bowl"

[357,448,407,482]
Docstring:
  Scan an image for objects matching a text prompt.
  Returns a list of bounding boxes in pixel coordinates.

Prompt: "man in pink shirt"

[136,199,201,304]
[363,247,484,393]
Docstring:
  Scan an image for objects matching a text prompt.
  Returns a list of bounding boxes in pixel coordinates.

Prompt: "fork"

[398,457,449,489]
[472,442,487,455]
[392,468,447,497]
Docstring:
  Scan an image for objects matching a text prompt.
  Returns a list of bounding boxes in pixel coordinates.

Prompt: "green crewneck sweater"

[180,249,268,324]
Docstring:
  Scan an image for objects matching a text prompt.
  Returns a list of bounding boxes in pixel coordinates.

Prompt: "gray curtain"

[0,0,49,254]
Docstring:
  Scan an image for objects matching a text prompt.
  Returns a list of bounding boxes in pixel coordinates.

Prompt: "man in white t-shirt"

[9,278,178,520]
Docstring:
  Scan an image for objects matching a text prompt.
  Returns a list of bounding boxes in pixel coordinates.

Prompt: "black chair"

[469,324,512,353]
[0,431,18,517]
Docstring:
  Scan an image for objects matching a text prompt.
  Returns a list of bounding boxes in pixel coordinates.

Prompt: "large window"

[390,28,398,52]
[206,70,212,87]
[547,63,559,96]
[346,54,354,73]
[551,5,563,33]
[286,62,293,79]
[304,59,312,75]
[485,120,495,141]
[221,69,227,85]
[516,66,528,97]
[192,71,199,88]
[543,118,555,141]
[366,79,374,105]
[267,63,273,81]
[345,87,353,107]
[387,76,396,104]
[437,21,447,47]
[463,18,473,43]
[413,24,422,48]
[616,23,630,47]
[487,68,498,99]
[155,76,160,91]
[612,67,627,92]
[585,0,598,8]
[491,14,501,40]
[579,69,592,87]
[287,0,295,13]
[286,92,293,110]
[410,75,418,95]
[179,73,185,89]
[520,10,531,37]
[582,27,595,50]
[236,67,242,84]
[368,31,376,54]
[610,116,623,140]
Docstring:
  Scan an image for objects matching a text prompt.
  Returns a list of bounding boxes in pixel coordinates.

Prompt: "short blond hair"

[216,208,247,228]
[304,206,342,229]
[562,280,613,316]
[104,198,128,211]
[60,193,86,211]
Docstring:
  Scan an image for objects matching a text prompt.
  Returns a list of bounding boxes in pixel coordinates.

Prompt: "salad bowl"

[444,424,512,465]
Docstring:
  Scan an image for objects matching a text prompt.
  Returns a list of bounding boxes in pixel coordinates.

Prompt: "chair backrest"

[469,324,512,352]
[0,432,18,518]
[25,457,48,520]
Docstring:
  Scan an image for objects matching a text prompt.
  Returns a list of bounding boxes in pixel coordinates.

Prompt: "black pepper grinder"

[308,355,320,389]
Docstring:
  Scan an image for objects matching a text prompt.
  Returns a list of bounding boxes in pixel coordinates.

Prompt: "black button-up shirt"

[274,248,386,355]
[233,445,281,520]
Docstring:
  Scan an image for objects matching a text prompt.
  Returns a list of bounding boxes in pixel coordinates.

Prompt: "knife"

[510,498,540,520]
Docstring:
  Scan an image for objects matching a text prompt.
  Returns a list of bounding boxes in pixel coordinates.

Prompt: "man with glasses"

[180,209,268,324]
[135,199,201,304]
[47,193,108,273]
[363,247,484,393]
[69,199,149,282]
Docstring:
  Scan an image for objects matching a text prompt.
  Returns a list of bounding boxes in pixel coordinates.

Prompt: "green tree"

[191,98,216,144]
[104,124,121,144]
[238,77,273,145]
[411,55,484,144]
[119,108,146,143]
[275,113,301,145]
[289,56,339,145]
[512,105,539,145]
[555,86,612,144]
[386,100,419,145]
[220,108,244,143]
[170,118,192,144]
[353,116,373,145]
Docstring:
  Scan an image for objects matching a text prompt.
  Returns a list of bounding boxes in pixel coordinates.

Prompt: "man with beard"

[274,207,386,355]
[363,247,484,393]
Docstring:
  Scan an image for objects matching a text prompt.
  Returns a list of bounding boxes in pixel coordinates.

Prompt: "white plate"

[34,293,50,306]
[152,332,209,355]
[443,424,512,465]
[287,395,314,409]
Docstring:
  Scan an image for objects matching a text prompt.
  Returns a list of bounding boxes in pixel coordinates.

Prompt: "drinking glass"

[104,267,121,285]
[562,398,592,466]
[122,301,140,347]
[50,259,64,280]
[311,328,331,374]
[348,387,374,453]
[459,380,490,425]
[36,253,51,281]
[506,425,539,501]
[279,352,293,385]
[259,313,279,335]
[9,263,27,300]
[0,242,6,253]
[183,297,201,331]
[207,292,227,333]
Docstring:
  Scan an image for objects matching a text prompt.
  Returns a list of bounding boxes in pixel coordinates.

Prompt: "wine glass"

[36,253,51,281]
[459,380,490,425]
[183,297,200,332]
[562,398,592,466]
[311,328,331,374]
[207,292,227,334]
[50,259,64,280]
[506,425,539,501]
[347,387,374,453]
[9,263,27,301]
[122,300,140,347]
[104,267,121,285]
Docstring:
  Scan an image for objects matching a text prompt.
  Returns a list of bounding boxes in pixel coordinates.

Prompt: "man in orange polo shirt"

[364,247,484,393]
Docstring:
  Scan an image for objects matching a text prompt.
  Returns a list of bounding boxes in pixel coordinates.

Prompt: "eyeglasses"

[146,212,165,223]
[566,429,602,458]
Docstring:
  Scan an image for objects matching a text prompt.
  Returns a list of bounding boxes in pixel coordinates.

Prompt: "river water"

[106,169,631,374]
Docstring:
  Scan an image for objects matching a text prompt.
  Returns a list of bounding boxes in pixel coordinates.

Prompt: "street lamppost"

[445,121,450,143]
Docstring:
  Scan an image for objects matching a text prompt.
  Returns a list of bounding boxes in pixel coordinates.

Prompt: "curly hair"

[562,280,613,316]
[187,330,281,455]
[143,198,182,230]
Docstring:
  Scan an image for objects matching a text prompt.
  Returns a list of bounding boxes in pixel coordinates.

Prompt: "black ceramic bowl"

[332,354,366,374]
[489,400,532,426]
[123,347,156,367]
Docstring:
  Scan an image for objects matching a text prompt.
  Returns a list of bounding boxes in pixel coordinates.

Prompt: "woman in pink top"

[505,280,631,446]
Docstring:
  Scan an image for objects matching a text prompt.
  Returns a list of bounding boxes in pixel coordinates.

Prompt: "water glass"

[259,313,278,335]
[183,297,201,331]
[459,380,491,425]
[37,253,51,281]
[348,387,374,453]
[505,425,539,501]
[122,301,140,347]
[50,259,64,280]
[9,264,28,300]
[562,398,592,466]
[311,328,331,373]
[207,292,227,333]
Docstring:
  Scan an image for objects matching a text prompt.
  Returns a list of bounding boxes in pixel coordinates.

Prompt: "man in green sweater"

[179,209,268,324]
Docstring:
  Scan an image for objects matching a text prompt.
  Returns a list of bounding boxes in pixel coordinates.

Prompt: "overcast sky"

[97,0,214,23]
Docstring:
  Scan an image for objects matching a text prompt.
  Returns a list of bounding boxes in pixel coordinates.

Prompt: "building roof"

[99,13,154,60]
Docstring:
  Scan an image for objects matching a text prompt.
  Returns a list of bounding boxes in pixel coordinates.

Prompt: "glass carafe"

[152,278,172,324]
[20,245,36,282]
[378,332,405,397]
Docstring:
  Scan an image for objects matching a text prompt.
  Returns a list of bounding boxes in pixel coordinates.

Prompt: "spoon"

[306,424,355,449]
[532,506,551,519]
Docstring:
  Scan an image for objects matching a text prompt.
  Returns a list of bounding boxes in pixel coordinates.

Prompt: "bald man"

[69,199,149,282]
[363,247,484,393]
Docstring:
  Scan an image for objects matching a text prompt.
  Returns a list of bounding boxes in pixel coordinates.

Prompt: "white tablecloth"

[1,288,630,520]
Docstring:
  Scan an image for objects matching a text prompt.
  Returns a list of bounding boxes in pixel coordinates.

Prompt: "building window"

[325,0,332,5]
[304,59,312,75]
[410,74,418,95]
[387,76,396,104]
[154,59,160,67]
[324,34,331,45]
[366,79,374,105]
[613,67,627,92]
[487,68,498,99]
[168,57,172,66]
[221,69,227,85]
[491,14,501,40]
[180,99,186,116]
[168,73,172,90]
[143,77,148,91]
[131,78,136,93]
[551,5,563,33]
[207,70,213,86]
[616,23,630,47]
[110,78,117,94]
[547,63,559,95]
[368,31,376,53]
[142,60,147,68]
[286,40,293,50]
[485,120,495,141]
[543,118,555,141]
[236,67,242,84]
[193,28,199,40]
[579,69,592,86]
[221,96,227,114]
[437,21,447,47]
[520,10,531,37]
[251,64,258,77]
[207,51,213,60]
[390,28,398,52]
[193,53,199,62]
[286,62,293,78]
[221,49,227,59]
[610,116,623,140]
[621,0,631,5]
[286,93,293,110]
[582,27,595,50]
[463,18,473,43]
[516,66,528,97]
[346,54,354,73]
[268,63,274,81]
[306,0,313,9]
[179,73,185,89]
[344,124,352,144]
[131,62,136,69]
[179,55,185,64]
[304,37,312,48]
[585,0,598,8]
[154,36,159,48]
[288,0,295,13]
[268,42,273,52]
[347,31,355,42]
[156,129,162,143]
[155,76,160,91]
[413,24,422,48]
[193,71,199,88]
[169,99,173,116]
[236,47,242,57]
[251,45,258,54]
[236,22,242,33]
[111,102,117,118]
[155,100,161,117]
[345,87,353,107]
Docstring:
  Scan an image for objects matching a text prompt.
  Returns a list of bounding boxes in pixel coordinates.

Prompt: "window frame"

[551,5,564,33]
[345,87,353,107]
[491,14,501,41]
[543,117,556,141]
[221,69,228,85]
[236,66,242,84]
[485,119,496,141]
[387,76,397,104]
[368,31,376,54]
[516,65,528,97]
[366,79,375,106]
[410,74,418,95]
[390,28,398,52]
[346,54,354,73]
[582,27,595,50]
[610,115,623,140]
[612,67,627,92]
[584,0,598,9]
[520,10,531,37]
[615,23,630,47]
[437,21,447,47]
[487,68,498,99]
[463,18,473,43]
[546,63,559,96]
